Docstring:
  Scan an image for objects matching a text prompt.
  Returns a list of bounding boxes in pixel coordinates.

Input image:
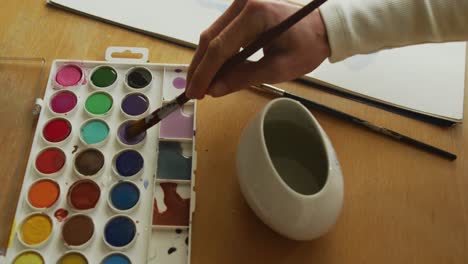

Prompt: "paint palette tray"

[4,47,197,264]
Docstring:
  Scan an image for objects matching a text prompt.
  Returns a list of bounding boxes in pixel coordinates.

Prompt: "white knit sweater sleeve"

[319,0,468,62]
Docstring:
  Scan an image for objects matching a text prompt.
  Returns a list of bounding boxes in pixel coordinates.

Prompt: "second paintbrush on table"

[250,83,457,161]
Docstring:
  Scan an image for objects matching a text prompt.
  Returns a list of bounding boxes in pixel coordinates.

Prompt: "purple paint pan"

[121,93,149,117]
[117,120,146,147]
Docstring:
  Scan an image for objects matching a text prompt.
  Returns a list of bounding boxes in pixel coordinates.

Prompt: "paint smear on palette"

[157,142,192,181]
[153,183,190,226]
[159,108,194,139]
[172,77,186,89]
[54,208,69,222]
[147,227,189,263]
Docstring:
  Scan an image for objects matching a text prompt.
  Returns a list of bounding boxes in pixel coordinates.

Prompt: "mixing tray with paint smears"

[4,47,197,264]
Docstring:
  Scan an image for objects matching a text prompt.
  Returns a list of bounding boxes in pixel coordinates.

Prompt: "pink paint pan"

[54,64,85,88]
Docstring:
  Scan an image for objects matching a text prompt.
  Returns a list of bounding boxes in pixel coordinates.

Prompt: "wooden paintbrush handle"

[285,91,457,160]
[176,92,190,105]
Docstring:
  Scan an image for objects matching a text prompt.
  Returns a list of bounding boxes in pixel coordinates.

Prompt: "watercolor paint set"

[4,48,197,264]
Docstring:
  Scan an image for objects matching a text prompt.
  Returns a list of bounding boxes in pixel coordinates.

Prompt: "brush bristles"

[125,119,147,139]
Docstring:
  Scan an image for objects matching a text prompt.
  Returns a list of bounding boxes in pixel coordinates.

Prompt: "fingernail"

[208,81,229,97]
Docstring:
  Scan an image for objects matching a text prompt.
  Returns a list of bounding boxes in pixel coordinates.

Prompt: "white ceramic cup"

[236,98,344,240]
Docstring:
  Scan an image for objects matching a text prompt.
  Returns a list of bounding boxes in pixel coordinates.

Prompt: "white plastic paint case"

[5,47,197,264]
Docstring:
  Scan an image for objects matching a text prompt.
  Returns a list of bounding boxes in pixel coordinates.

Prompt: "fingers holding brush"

[186,0,248,97]
[187,0,269,99]
[186,0,331,99]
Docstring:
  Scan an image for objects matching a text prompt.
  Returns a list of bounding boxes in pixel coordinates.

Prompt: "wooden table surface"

[1,0,467,263]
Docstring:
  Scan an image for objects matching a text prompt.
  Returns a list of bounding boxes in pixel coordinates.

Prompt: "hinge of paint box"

[105,47,149,63]
[33,98,44,117]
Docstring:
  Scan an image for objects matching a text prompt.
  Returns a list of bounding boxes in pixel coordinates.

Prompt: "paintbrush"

[126,0,328,139]
[251,83,457,160]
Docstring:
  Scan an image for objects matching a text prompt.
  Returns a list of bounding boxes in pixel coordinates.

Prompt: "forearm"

[320,0,468,62]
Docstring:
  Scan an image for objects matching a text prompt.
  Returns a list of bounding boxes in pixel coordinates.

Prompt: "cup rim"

[258,98,331,198]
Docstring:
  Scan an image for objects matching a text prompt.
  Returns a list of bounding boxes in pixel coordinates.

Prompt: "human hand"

[186,0,330,99]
